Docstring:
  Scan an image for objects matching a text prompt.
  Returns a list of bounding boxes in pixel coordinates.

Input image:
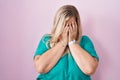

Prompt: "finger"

[65,27,69,34]
[63,25,68,33]
[73,22,77,32]
[68,29,71,41]
[72,22,75,31]
[74,22,77,31]
[69,25,73,33]
[70,23,73,30]
[65,24,69,33]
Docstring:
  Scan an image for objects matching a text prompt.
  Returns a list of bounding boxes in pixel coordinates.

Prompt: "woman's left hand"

[68,22,78,42]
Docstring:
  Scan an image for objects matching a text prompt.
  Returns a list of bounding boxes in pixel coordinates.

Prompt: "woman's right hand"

[59,24,69,47]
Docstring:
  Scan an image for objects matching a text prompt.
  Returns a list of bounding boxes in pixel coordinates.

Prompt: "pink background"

[0,0,120,80]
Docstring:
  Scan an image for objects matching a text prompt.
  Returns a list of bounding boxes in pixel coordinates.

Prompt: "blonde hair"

[49,5,82,53]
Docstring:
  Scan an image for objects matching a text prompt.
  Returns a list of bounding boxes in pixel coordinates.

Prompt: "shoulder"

[81,35,90,40]
[41,34,51,43]
[81,35,92,42]
[80,35,94,46]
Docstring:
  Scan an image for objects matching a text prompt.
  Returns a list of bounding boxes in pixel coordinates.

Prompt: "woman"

[34,5,99,80]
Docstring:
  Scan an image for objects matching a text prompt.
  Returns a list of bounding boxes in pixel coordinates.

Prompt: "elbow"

[84,67,96,75]
[84,64,98,75]
[84,61,99,75]
[34,56,49,74]
[34,62,49,74]
[36,67,44,73]
[36,66,49,74]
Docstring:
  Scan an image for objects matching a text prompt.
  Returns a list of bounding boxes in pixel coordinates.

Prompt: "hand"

[68,22,77,42]
[59,24,69,46]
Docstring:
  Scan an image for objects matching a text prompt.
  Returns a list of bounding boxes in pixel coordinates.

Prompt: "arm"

[69,43,98,75]
[34,25,69,74]
[68,21,98,75]
[34,41,66,74]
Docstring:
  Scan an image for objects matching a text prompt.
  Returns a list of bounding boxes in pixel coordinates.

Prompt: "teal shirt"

[34,34,99,80]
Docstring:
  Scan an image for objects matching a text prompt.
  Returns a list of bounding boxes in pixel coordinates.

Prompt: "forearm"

[34,42,66,73]
[69,43,98,75]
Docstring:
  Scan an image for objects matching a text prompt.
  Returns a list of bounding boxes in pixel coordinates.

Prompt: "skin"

[67,17,98,75]
[34,17,98,75]
[34,24,68,73]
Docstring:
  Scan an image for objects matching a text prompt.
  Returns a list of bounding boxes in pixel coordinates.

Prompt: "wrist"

[60,40,67,47]
[68,40,76,46]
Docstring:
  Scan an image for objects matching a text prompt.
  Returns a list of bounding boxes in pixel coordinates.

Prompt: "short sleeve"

[82,35,99,61]
[34,34,51,57]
